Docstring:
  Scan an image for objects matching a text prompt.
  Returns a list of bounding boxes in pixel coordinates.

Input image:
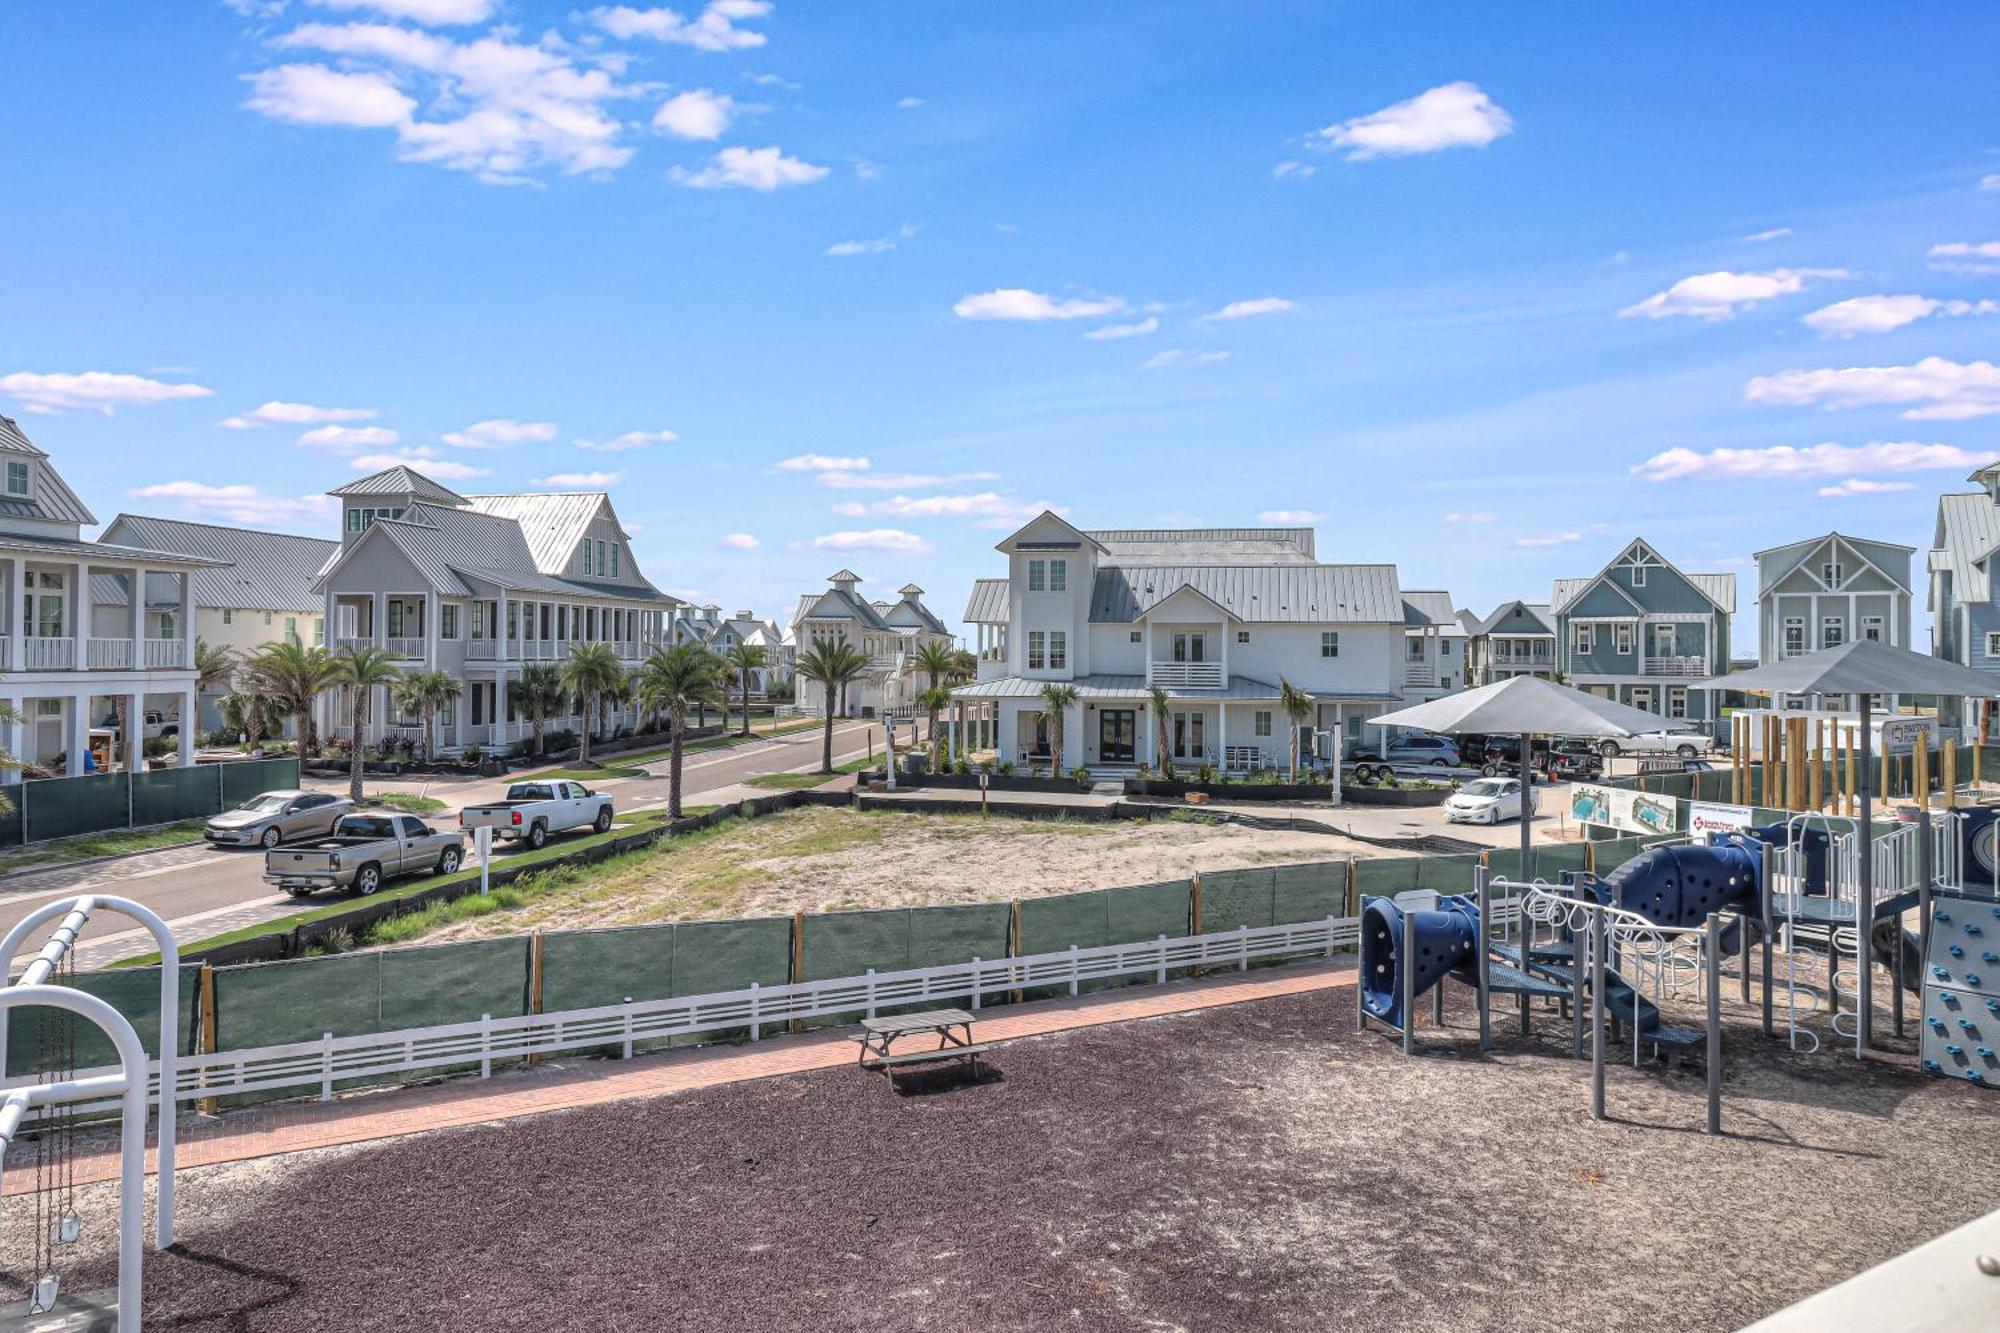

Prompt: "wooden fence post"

[1945,737,1959,810]
[196,964,219,1115]
[526,930,545,1066]
[1809,718,1824,811]
[1008,900,1023,1004]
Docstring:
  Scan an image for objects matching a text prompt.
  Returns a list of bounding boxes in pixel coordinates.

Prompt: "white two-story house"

[1460,601,1557,685]
[1400,589,1465,703]
[0,415,213,774]
[952,513,1407,774]
[313,465,681,752]
[791,571,952,717]
[1552,539,1736,726]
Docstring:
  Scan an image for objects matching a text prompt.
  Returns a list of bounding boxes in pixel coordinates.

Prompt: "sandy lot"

[7,978,1994,1332]
[413,806,1400,945]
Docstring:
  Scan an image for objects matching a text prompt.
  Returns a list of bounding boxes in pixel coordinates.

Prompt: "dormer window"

[1821,561,1842,588]
[4,461,28,497]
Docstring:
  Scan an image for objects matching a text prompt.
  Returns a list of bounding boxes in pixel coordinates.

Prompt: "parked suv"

[1350,734,1462,768]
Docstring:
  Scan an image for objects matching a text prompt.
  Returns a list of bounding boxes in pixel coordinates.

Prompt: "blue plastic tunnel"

[1359,894,1480,1029]
[1582,834,1762,929]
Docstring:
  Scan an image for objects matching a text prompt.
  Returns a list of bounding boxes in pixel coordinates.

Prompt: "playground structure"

[1357,810,1996,1128]
[0,896,181,1333]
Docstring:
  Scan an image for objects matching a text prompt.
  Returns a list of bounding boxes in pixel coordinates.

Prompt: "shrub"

[952,758,970,776]
[144,736,176,758]
[1071,766,1092,785]
[545,729,579,753]
[998,761,1016,777]
[461,743,484,764]
[1195,763,1218,785]
[511,739,534,759]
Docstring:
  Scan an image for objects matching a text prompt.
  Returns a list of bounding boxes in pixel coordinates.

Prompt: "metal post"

[1760,840,1775,1038]
[1570,908,1586,1060]
[479,1013,492,1079]
[320,1031,334,1102]
[1590,909,1607,1120]
[1401,906,1416,1056]
[477,824,492,895]
[622,998,634,1059]
[1155,937,1167,985]
[1857,693,1875,1054]
[1476,876,1492,1053]
[750,981,763,1038]
[1705,912,1723,1135]
[1738,918,1751,1005]
[1517,730,1534,881]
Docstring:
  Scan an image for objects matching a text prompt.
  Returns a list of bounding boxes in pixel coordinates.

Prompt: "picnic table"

[855,1008,989,1088]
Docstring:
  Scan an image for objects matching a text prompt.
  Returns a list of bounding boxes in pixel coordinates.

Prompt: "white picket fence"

[10,915,1387,1119]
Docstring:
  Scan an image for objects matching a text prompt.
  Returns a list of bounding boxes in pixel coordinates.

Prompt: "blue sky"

[7,1,2000,644]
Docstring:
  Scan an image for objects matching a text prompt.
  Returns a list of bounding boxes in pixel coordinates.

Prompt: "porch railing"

[22,638,75,671]
[86,637,134,670]
[1642,655,1708,677]
[142,640,187,670]
[1148,661,1224,689]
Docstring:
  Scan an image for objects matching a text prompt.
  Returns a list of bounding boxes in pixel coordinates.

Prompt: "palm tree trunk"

[669,710,685,819]
[579,693,593,764]
[821,707,834,774]
[739,672,752,737]
[426,705,437,765]
[349,690,366,803]
[533,715,546,757]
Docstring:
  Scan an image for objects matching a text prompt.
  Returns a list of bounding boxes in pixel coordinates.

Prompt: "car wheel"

[284,887,313,899]
[1597,740,1621,758]
[527,821,548,851]
[1481,763,1498,778]
[355,864,382,896]
[1430,758,1449,768]
[593,807,612,834]
[259,826,282,850]
[1675,744,1698,758]
[436,848,461,875]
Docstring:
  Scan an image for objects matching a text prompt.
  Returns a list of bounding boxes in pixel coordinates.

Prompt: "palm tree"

[918,685,954,768]
[1279,677,1315,782]
[947,647,978,682]
[910,642,957,739]
[0,701,25,814]
[636,642,727,817]
[394,669,464,761]
[1039,682,1079,775]
[724,643,767,737]
[509,663,566,757]
[560,641,625,766]
[796,636,869,774]
[248,640,340,757]
[1148,684,1175,780]
[332,644,403,802]
[194,638,235,696]
[221,660,291,751]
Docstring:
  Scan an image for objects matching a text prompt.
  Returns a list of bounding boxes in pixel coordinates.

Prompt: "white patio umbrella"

[1697,638,1999,1051]
[1369,675,1670,879]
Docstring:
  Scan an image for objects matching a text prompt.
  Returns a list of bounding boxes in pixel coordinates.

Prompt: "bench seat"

[865,1042,992,1068]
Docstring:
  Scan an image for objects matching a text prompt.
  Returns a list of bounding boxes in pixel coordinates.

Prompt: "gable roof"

[883,595,949,636]
[98,514,338,613]
[328,466,469,505]
[0,415,97,526]
[1401,589,1463,632]
[965,578,1010,624]
[1086,526,1317,564]
[993,511,1107,554]
[1933,489,2000,606]
[1754,531,1914,597]
[794,585,894,632]
[463,492,614,575]
[1467,600,1556,636]
[1552,539,1736,616]
[1089,564,1400,624]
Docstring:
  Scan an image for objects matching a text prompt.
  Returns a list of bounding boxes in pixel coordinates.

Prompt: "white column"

[124,690,143,773]
[371,592,386,647]
[71,559,89,669]
[65,690,88,776]
[425,594,439,667]
[1216,703,1227,770]
[129,566,146,660]
[179,571,195,670]
[177,687,196,767]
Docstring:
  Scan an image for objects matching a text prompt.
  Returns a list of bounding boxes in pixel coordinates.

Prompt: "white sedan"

[1443,777,1536,825]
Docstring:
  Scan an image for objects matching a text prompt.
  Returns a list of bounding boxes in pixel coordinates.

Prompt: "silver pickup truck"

[264,813,465,897]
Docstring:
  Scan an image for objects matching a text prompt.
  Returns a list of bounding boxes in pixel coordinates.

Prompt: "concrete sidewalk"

[8,958,1356,1193]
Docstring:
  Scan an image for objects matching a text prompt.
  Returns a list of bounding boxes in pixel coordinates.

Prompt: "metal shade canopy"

[1695,638,2000,700]
[1369,675,1669,890]
[1368,674,1669,739]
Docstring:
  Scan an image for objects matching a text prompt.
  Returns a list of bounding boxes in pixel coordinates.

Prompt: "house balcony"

[384,637,426,660]
[1491,647,1554,666]
[87,637,134,669]
[23,638,76,671]
[143,640,189,670]
[1403,665,1439,688]
[1148,661,1224,689]
[1643,655,1709,677]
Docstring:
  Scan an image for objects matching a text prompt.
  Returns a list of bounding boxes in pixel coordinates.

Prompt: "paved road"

[0,718,886,969]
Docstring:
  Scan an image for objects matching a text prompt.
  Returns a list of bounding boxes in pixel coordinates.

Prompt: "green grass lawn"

[527,717,829,782]
[366,792,448,815]
[743,754,879,790]
[0,820,208,875]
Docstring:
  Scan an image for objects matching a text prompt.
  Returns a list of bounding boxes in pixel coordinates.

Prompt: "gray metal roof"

[0,531,220,567]
[464,492,610,575]
[0,417,96,526]
[1401,589,1462,630]
[328,466,469,505]
[1467,600,1556,637]
[964,578,1010,624]
[794,585,895,632]
[322,502,673,604]
[1088,564,1401,624]
[1085,526,1317,564]
[1935,491,2000,604]
[951,673,1292,701]
[97,514,337,613]
[883,594,949,636]
[0,415,41,457]
[1551,542,1736,615]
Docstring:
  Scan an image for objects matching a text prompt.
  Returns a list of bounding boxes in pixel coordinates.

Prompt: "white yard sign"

[1570,783,1680,837]
[1687,802,1753,836]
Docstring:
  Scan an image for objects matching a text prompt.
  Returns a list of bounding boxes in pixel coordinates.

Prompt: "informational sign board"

[1570,783,1679,837]
[1878,716,1937,758]
[1686,802,1753,836]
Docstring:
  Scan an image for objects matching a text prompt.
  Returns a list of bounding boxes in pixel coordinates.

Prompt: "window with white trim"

[441,605,459,639]
[1130,630,1142,643]
[1049,631,1067,670]
[1028,630,1046,670]
[1237,630,1250,644]
[1320,632,1338,658]
[221,608,233,625]
[1861,614,1884,642]
[1049,559,1066,592]
[1822,616,1844,649]
[1254,710,1272,737]
[1631,566,1647,587]
[1667,687,1688,720]
[1614,623,1634,655]
[1027,560,1045,592]
[1783,617,1804,655]
[1573,624,1595,655]
[609,544,620,579]
[1822,561,1843,588]
[4,461,29,497]
[1406,637,1425,661]
[1985,632,2000,659]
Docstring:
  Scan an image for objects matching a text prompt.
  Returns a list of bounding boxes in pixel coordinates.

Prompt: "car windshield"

[236,795,290,814]
[1462,780,1511,798]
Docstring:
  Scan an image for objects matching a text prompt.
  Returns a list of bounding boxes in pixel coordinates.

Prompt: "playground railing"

[3,915,1369,1121]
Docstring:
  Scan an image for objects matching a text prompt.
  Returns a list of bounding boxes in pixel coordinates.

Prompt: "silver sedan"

[204,790,355,849]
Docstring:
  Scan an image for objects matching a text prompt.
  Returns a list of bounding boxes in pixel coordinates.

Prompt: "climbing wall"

[1922,894,2000,1088]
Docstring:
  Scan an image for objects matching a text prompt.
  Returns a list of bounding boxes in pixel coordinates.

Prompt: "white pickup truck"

[1592,729,1715,759]
[458,780,615,850]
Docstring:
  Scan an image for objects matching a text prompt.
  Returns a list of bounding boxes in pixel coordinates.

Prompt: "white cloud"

[897,95,923,109]
[534,470,622,488]
[1257,509,1323,523]
[1743,227,1792,243]
[826,223,917,257]
[818,469,1000,491]
[1083,316,1158,341]
[1929,240,2000,276]
[1802,294,1999,337]
[128,480,336,528]
[1142,348,1232,371]
[1984,174,2000,193]
[307,0,495,24]
[575,429,675,452]
[1632,440,1982,482]
[836,492,1048,525]
[1745,357,2000,420]
[442,417,558,448]
[260,27,635,184]
[652,89,735,140]
[222,400,377,429]
[1445,511,1498,524]
[1312,81,1513,160]
[716,532,759,549]
[776,453,868,472]
[350,449,490,480]
[1818,478,1915,498]
[852,158,884,181]
[1515,531,1582,548]
[1202,296,1297,322]
[589,1,772,52]
[1272,159,1316,181]
[1619,268,1848,321]
[953,288,1124,321]
[299,423,400,450]
[670,145,829,190]
[0,370,212,415]
[809,528,936,556]
[244,63,416,128]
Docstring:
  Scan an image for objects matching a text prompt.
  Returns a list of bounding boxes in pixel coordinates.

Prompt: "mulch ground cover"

[4,980,1997,1331]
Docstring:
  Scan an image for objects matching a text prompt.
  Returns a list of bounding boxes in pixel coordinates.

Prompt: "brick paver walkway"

[10,958,1355,1194]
